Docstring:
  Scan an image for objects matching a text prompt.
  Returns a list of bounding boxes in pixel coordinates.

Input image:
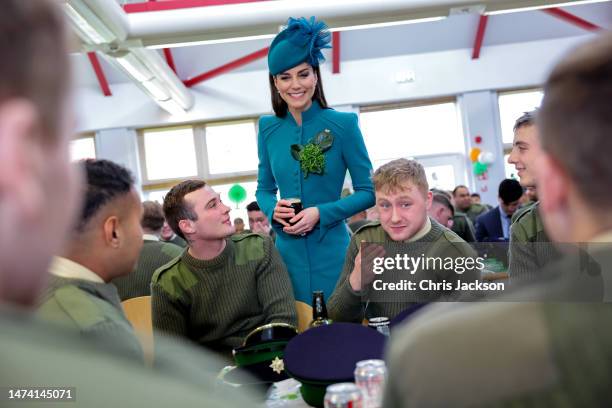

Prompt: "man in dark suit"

[475,179,523,242]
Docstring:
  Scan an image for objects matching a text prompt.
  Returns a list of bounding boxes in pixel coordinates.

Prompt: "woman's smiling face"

[273,62,317,113]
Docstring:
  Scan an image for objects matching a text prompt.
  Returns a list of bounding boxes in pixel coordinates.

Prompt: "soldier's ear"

[0,99,44,224]
[178,219,194,237]
[103,216,121,248]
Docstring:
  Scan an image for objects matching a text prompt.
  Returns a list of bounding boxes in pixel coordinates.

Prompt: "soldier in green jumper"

[38,159,145,361]
[152,180,297,354]
[431,188,477,242]
[161,220,188,247]
[452,185,487,224]
[112,200,183,301]
[507,111,558,282]
[328,159,480,323]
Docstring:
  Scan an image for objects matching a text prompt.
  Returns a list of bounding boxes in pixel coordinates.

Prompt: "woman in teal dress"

[256,17,375,303]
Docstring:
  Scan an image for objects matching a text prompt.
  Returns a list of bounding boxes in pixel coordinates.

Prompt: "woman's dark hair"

[268,65,329,117]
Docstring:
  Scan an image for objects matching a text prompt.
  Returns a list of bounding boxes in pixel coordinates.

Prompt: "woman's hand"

[273,199,295,227]
[283,207,320,236]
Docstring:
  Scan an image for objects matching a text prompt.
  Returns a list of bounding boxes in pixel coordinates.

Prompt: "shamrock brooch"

[290,129,334,178]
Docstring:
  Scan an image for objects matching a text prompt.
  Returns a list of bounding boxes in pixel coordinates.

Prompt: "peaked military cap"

[284,323,386,407]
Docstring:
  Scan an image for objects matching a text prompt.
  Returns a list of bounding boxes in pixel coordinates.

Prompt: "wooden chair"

[295,301,313,333]
[122,295,154,365]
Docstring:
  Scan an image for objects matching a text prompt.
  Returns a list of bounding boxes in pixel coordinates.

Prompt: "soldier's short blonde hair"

[372,159,429,196]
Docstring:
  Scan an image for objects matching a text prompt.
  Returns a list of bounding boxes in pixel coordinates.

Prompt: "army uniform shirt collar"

[49,256,104,283]
[143,234,159,241]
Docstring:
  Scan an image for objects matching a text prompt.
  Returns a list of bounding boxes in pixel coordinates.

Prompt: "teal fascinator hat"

[268,17,331,76]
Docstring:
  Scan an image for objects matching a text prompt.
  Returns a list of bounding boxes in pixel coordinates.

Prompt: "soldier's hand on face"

[253,222,271,235]
[349,241,386,292]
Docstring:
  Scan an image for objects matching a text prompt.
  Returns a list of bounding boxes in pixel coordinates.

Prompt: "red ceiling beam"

[184,47,269,87]
[87,52,112,96]
[471,15,488,60]
[163,48,177,74]
[332,31,341,74]
[542,7,601,31]
[123,0,266,13]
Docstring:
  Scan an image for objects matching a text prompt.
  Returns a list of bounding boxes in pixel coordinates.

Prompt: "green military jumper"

[38,276,143,361]
[112,240,184,301]
[452,212,477,243]
[151,234,297,353]
[508,202,559,282]
[328,219,480,323]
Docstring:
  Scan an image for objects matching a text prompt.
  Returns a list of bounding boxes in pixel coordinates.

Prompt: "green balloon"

[228,184,247,204]
[473,161,488,175]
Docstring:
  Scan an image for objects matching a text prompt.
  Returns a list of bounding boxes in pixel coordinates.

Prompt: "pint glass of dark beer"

[285,198,303,226]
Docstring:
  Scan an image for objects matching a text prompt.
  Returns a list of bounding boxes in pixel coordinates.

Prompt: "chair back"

[122,295,154,365]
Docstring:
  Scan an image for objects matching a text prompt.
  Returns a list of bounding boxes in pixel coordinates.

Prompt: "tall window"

[359,101,465,170]
[204,121,258,176]
[142,126,198,181]
[498,89,543,144]
[70,135,96,161]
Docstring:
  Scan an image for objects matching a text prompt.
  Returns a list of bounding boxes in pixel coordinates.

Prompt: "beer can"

[354,360,387,408]
[367,317,390,337]
[323,383,364,408]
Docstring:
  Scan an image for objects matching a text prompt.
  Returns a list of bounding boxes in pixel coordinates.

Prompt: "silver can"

[367,317,390,337]
[324,383,364,408]
[354,360,387,408]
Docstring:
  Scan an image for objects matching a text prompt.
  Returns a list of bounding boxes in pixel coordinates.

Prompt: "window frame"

[70,133,97,161]
[497,87,543,150]
[138,119,260,194]
[358,96,465,165]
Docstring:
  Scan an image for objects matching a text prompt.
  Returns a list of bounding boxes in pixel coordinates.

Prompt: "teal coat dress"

[256,101,375,302]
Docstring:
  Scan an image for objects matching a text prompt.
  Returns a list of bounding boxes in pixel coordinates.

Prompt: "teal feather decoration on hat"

[268,16,331,75]
[284,17,331,67]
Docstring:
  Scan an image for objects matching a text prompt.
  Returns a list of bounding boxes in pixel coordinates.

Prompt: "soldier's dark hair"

[432,192,455,216]
[452,185,469,196]
[471,193,480,199]
[77,159,135,231]
[141,201,165,232]
[498,179,523,205]
[163,180,207,240]
[246,201,261,212]
[513,110,537,133]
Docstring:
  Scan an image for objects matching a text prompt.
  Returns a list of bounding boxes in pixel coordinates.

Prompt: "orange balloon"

[469,147,482,162]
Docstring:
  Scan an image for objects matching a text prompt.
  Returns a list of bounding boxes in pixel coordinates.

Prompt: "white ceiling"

[72,1,612,88]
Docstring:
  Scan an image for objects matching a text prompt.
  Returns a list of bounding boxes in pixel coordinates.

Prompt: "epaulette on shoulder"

[514,202,538,225]
[353,221,387,242]
[232,233,266,266]
[151,255,182,283]
[53,286,106,329]
[231,232,263,243]
[354,220,381,234]
[442,228,465,244]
